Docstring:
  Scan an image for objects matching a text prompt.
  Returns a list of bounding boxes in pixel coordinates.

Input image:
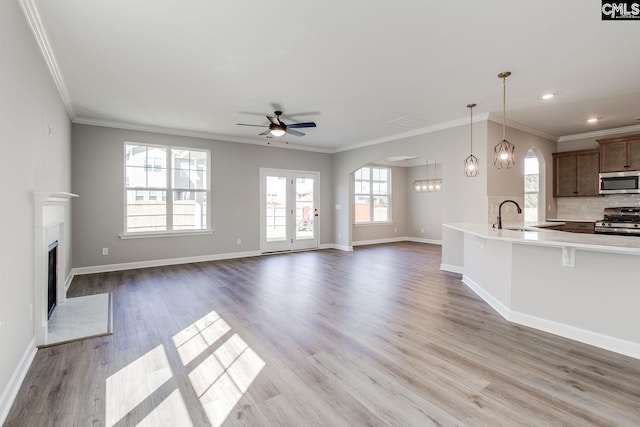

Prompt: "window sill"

[119,229,215,239]
[353,222,393,226]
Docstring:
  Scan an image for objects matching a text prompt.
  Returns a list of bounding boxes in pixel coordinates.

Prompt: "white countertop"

[444,222,640,255]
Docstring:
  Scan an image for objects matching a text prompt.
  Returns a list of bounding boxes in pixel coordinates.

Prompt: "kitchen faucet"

[496,199,522,229]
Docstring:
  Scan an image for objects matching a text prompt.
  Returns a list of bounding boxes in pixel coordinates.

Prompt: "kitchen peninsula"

[441,223,640,360]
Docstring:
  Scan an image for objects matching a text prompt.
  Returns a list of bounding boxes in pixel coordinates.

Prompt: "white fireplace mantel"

[33,191,78,345]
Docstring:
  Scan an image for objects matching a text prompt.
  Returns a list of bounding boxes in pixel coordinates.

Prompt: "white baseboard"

[510,311,640,360]
[440,263,463,274]
[406,237,442,245]
[0,338,37,425]
[462,275,511,320]
[64,272,74,292]
[331,244,353,251]
[461,275,640,360]
[73,250,262,275]
[352,237,405,246]
[353,236,442,247]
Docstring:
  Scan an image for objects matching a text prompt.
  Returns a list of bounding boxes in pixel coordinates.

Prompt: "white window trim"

[123,141,212,237]
[353,166,392,225]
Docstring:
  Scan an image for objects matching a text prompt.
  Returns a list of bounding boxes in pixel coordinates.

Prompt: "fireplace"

[47,240,58,319]
[34,191,77,345]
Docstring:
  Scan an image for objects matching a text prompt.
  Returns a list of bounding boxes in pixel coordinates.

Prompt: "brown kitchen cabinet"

[552,149,600,197]
[598,134,640,172]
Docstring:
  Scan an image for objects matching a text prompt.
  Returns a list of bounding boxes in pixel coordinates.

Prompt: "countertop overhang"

[444,222,640,255]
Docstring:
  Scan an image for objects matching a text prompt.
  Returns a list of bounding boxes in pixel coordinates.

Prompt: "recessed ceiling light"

[541,93,555,100]
[587,118,598,123]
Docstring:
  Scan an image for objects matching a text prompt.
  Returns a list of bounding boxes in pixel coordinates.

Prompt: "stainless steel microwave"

[599,170,640,194]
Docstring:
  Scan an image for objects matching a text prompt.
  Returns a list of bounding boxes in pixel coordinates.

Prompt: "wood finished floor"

[5,242,640,426]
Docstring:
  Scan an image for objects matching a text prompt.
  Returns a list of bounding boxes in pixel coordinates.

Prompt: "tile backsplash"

[488,196,525,225]
[556,194,640,220]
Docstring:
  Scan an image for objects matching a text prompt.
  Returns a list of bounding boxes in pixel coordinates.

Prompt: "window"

[524,149,539,224]
[125,143,209,234]
[354,166,391,223]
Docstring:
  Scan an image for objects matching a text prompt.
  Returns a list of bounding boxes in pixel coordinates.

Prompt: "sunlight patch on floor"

[188,333,266,427]
[106,345,173,426]
[105,310,265,426]
[137,389,193,427]
[172,310,231,366]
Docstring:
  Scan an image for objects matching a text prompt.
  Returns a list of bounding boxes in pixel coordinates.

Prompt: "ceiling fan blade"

[286,128,305,137]
[286,122,316,129]
[280,111,320,120]
[237,123,268,127]
[259,130,271,136]
[267,116,280,125]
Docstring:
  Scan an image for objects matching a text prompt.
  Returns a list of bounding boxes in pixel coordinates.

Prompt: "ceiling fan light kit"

[238,110,316,140]
[494,71,515,169]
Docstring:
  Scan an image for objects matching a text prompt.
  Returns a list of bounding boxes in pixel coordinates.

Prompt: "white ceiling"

[28,0,640,152]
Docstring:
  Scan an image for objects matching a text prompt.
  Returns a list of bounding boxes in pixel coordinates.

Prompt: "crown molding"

[333,113,492,153]
[18,0,75,119]
[72,117,334,154]
[557,123,640,142]
[487,112,558,142]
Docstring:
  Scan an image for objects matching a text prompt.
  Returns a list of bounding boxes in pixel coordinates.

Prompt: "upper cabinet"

[598,134,640,172]
[552,149,600,197]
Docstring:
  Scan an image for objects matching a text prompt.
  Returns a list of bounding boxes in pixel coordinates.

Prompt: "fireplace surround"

[34,191,77,345]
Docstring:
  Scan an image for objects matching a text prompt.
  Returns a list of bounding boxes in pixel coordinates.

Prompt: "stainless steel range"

[595,207,640,235]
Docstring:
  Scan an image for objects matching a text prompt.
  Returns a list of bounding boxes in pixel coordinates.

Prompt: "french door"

[260,168,319,253]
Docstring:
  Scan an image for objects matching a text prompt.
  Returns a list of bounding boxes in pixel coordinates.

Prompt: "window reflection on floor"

[105,310,265,427]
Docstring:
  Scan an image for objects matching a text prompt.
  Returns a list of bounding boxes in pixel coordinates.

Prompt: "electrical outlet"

[102,247,109,256]
[421,228,425,233]
[394,227,398,233]
[236,238,242,245]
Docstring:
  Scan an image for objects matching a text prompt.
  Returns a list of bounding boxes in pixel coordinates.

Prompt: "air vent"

[388,116,424,128]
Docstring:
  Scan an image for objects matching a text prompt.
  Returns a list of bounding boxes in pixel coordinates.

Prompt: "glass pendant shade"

[494,71,515,169]
[464,154,479,177]
[494,139,515,169]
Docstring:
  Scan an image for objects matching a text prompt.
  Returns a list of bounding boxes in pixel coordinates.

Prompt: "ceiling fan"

[237,111,316,138]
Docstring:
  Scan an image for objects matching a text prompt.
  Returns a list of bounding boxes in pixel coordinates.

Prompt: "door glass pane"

[266,176,287,242]
[296,177,314,240]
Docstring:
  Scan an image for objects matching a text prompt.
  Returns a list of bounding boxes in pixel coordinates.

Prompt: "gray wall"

[351,165,407,243]
[71,124,333,268]
[0,0,72,409]
[333,122,489,248]
[486,121,557,222]
[406,164,443,241]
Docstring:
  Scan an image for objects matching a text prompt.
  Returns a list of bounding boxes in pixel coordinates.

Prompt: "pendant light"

[464,103,479,177]
[413,159,429,192]
[432,160,442,191]
[494,71,515,169]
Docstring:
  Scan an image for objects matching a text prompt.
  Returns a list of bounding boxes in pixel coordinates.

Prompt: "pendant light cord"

[470,106,473,155]
[502,75,506,140]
